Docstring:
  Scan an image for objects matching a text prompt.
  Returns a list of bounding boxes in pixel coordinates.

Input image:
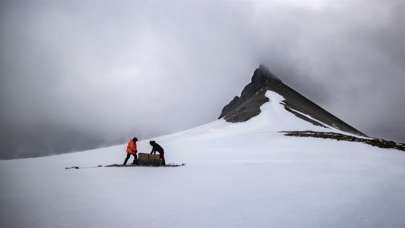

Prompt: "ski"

[65,163,185,170]
[65,165,103,170]
[104,163,186,168]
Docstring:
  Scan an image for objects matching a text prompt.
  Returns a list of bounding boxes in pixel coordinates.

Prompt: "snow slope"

[1,92,405,228]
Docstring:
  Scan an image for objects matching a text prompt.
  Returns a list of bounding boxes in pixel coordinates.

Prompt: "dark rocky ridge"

[219,65,367,137]
[281,131,405,151]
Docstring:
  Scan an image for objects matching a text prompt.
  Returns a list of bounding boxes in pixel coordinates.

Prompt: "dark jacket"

[151,142,164,154]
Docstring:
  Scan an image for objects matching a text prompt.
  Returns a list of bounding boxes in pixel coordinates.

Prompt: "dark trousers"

[123,153,138,165]
[160,153,165,166]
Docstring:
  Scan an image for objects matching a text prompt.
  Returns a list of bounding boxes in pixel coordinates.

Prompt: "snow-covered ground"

[1,92,405,228]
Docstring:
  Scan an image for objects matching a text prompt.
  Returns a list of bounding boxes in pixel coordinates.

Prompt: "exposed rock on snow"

[219,65,366,137]
[282,131,405,151]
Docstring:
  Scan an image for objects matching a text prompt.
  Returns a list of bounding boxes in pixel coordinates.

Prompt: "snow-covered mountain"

[220,65,366,136]
[1,67,405,228]
[220,65,403,151]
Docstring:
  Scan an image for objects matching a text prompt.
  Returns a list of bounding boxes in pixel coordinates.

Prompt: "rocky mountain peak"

[253,64,281,83]
[219,65,367,137]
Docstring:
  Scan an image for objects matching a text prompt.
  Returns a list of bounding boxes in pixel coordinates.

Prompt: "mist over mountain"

[0,122,104,159]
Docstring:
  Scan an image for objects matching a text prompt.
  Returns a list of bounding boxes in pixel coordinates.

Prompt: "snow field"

[1,91,405,228]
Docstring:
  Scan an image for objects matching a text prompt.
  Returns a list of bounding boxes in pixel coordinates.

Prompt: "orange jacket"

[126,139,137,154]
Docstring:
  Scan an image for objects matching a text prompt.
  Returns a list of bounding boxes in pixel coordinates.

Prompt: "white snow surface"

[1,91,405,228]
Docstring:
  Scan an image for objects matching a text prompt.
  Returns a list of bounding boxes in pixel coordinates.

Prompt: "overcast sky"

[1,0,404,158]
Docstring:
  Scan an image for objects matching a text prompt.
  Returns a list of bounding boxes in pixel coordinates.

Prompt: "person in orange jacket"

[123,137,138,165]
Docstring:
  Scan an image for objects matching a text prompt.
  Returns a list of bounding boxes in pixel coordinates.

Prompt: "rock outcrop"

[281,131,405,151]
[219,65,367,137]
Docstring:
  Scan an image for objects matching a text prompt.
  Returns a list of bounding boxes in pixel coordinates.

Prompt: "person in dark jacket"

[149,140,165,166]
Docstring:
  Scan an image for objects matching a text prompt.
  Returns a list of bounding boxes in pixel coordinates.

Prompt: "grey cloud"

[1,0,404,158]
